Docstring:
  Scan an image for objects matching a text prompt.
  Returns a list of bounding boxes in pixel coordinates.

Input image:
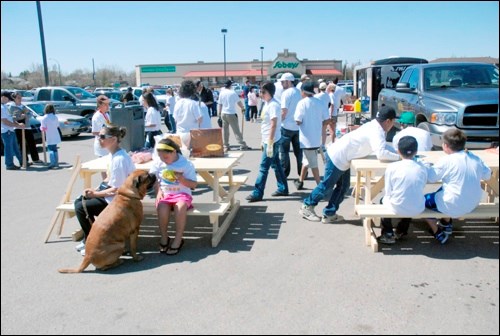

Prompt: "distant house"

[430,57,499,67]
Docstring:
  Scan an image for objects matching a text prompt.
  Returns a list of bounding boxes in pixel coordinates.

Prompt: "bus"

[353,57,428,118]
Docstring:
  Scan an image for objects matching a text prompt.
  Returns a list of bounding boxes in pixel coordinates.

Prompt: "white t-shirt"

[280,87,301,131]
[248,92,258,106]
[260,98,282,144]
[91,111,111,157]
[198,101,212,129]
[274,81,283,102]
[173,98,202,133]
[427,151,492,217]
[294,96,329,149]
[40,114,61,145]
[326,119,400,171]
[149,154,197,196]
[1,104,15,133]
[104,148,136,204]
[332,85,346,116]
[392,127,433,152]
[166,95,176,115]
[144,107,162,132]
[218,88,240,115]
[314,91,331,111]
[382,159,429,216]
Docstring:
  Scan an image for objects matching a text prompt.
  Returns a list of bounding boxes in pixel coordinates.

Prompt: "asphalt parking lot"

[1,116,499,335]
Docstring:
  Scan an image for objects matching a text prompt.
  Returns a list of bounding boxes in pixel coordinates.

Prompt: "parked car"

[94,90,124,102]
[92,87,114,94]
[119,87,167,108]
[24,102,91,137]
[12,89,34,102]
[32,86,99,119]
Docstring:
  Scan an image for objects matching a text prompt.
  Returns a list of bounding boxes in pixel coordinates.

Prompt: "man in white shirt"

[392,111,433,152]
[217,80,251,152]
[296,74,310,90]
[314,82,331,149]
[278,72,302,178]
[300,106,400,223]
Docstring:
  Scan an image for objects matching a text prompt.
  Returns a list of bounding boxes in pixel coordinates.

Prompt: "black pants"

[381,217,411,235]
[15,128,39,162]
[380,198,411,235]
[74,196,108,238]
[145,130,162,149]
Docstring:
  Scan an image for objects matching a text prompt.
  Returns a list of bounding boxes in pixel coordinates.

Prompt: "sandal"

[159,237,171,254]
[166,239,184,256]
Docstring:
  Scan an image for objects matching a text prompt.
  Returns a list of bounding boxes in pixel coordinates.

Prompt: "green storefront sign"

[141,66,176,73]
[272,61,299,69]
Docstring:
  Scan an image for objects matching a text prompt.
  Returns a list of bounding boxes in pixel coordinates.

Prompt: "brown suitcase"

[190,128,224,157]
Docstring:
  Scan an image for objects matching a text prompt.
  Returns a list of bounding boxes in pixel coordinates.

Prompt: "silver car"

[24,102,91,137]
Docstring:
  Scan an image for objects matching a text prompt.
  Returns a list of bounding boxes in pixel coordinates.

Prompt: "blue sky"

[1,1,498,76]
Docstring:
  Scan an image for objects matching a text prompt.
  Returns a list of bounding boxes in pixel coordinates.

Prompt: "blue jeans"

[211,102,218,117]
[48,144,59,167]
[279,127,302,178]
[304,154,351,216]
[244,98,250,121]
[168,114,176,133]
[250,140,288,199]
[1,130,22,168]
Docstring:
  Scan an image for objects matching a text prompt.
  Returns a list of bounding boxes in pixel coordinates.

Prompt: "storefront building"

[135,49,343,88]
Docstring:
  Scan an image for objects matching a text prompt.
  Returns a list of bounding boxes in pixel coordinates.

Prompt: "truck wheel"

[417,122,440,150]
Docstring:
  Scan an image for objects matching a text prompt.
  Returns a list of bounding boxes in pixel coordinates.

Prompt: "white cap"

[279,72,295,82]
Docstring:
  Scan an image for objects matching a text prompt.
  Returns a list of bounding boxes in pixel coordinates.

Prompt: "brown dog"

[59,170,156,273]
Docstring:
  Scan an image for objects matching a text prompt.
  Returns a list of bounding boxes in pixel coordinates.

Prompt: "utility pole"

[36,1,49,85]
[92,58,96,86]
[221,28,227,82]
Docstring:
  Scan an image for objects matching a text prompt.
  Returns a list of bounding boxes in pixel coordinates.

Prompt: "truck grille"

[462,104,498,127]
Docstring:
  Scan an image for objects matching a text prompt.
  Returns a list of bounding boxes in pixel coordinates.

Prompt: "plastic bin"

[109,105,144,152]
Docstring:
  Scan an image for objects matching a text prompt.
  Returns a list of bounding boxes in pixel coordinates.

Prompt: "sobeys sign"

[272,61,299,69]
[268,53,304,77]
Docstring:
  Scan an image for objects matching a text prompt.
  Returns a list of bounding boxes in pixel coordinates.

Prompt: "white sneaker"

[299,204,321,222]
[80,249,86,257]
[321,214,345,223]
[75,241,85,252]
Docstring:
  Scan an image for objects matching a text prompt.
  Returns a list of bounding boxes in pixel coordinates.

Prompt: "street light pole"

[49,58,61,85]
[221,28,227,82]
[260,46,264,82]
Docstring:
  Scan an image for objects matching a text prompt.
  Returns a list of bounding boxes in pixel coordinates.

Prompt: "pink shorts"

[156,192,193,210]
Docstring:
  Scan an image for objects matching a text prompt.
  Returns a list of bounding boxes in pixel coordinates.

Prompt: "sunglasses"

[99,134,114,140]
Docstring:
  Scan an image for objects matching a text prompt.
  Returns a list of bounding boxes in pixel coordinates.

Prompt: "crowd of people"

[2,73,496,260]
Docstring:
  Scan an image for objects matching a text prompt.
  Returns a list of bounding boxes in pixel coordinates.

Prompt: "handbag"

[217,117,223,128]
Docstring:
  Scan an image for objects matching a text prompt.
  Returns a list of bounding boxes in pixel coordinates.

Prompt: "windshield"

[424,64,499,90]
[25,103,47,115]
[66,87,96,99]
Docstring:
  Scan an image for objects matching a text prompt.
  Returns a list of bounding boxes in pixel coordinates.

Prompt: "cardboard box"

[190,128,224,157]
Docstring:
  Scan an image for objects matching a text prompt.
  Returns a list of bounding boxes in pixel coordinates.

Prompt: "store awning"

[184,70,267,77]
[308,69,343,76]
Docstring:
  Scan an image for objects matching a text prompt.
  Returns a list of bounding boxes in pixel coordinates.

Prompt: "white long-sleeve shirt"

[327,119,400,171]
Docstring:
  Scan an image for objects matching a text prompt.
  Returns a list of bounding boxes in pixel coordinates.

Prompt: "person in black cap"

[378,135,430,245]
[217,80,251,151]
[1,91,25,170]
[122,87,135,103]
[299,105,400,223]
